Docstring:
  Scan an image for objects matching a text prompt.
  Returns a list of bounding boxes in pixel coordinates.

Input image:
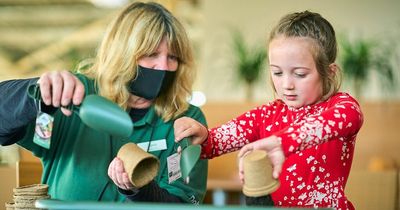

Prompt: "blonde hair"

[268,11,341,100]
[83,2,195,121]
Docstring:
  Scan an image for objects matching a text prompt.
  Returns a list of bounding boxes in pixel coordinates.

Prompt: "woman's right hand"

[38,70,85,116]
[108,157,135,191]
[173,117,208,145]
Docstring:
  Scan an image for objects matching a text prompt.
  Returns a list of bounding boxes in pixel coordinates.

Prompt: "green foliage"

[339,35,396,98]
[232,31,267,84]
[232,30,267,100]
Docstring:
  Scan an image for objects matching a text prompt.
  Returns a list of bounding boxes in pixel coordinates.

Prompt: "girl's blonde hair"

[83,2,195,121]
[268,11,342,100]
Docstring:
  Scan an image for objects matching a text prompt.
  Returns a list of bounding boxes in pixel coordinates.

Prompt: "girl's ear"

[329,63,338,74]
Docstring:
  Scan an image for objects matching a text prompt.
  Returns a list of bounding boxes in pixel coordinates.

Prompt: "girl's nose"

[283,76,294,90]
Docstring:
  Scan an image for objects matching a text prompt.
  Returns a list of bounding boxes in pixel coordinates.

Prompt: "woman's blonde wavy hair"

[82,2,195,122]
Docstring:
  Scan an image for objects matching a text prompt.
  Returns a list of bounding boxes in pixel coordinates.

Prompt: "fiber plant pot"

[117,143,160,188]
[13,184,48,196]
[242,150,279,197]
[11,184,50,210]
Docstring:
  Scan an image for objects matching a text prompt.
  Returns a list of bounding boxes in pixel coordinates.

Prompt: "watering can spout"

[179,138,201,180]
[79,95,133,137]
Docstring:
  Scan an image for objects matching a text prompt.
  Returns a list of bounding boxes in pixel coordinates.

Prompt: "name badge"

[167,153,181,183]
[33,111,53,149]
[137,139,167,152]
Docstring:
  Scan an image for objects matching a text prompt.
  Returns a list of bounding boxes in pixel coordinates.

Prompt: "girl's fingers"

[238,144,254,158]
[238,156,245,184]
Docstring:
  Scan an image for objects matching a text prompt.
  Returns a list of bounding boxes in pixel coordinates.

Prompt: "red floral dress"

[202,92,363,210]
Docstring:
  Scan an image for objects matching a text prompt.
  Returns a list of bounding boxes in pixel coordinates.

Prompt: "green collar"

[132,106,159,127]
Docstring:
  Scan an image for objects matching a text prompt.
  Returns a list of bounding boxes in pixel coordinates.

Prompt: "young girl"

[174,11,363,209]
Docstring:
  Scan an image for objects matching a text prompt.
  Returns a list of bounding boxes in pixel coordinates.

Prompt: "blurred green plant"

[232,30,267,101]
[339,36,396,99]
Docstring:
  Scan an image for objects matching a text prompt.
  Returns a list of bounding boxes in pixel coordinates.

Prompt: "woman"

[0,2,207,203]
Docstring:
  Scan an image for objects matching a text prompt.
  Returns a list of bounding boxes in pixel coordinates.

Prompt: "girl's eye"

[272,71,282,76]
[295,73,306,78]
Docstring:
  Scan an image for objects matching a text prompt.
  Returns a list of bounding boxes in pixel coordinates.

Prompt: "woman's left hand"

[108,157,135,190]
[238,135,285,182]
[173,116,208,145]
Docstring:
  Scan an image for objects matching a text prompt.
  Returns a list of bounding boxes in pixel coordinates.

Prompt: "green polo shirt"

[17,74,208,203]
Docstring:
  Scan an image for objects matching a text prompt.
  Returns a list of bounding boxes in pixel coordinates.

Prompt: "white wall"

[196,0,400,102]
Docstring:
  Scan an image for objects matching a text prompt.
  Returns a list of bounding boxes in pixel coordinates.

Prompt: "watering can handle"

[176,137,193,151]
[27,83,78,113]
[27,83,41,101]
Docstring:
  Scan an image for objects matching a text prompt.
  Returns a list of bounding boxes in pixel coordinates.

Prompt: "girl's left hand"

[238,135,285,183]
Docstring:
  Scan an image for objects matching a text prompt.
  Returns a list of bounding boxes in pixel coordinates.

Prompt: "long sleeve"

[201,92,363,159]
[121,181,183,203]
[0,78,58,146]
[276,93,363,156]
[0,78,39,145]
[201,104,265,158]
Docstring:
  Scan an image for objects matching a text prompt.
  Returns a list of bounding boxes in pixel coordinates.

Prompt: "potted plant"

[232,30,267,101]
[339,36,396,100]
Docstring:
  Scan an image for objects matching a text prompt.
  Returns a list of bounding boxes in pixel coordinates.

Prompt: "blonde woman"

[0,2,207,203]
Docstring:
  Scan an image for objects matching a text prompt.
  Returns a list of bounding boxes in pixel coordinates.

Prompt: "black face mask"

[128,65,176,100]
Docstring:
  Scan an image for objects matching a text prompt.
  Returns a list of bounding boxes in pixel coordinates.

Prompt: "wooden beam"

[0,0,91,6]
[13,12,116,75]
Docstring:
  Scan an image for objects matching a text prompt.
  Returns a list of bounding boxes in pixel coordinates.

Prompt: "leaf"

[232,30,267,84]
[339,34,397,98]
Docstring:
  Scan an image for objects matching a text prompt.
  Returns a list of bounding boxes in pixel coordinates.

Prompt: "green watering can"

[28,84,133,138]
[75,95,133,137]
[178,138,201,180]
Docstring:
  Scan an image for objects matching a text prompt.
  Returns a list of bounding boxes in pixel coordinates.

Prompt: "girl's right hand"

[173,117,208,145]
[38,70,85,116]
[108,157,135,191]
[238,136,285,182]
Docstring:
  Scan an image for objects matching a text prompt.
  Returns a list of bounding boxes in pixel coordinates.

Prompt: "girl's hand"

[38,70,85,116]
[173,117,208,145]
[107,157,135,190]
[238,136,285,182]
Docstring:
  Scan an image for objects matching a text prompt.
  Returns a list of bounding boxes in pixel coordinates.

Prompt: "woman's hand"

[173,117,208,145]
[108,157,135,191]
[38,70,85,116]
[238,136,285,182]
